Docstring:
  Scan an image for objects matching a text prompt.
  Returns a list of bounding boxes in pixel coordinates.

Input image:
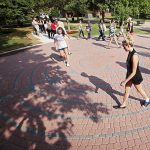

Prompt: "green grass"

[67,23,110,38]
[67,22,150,38]
[0,21,149,54]
[0,27,40,53]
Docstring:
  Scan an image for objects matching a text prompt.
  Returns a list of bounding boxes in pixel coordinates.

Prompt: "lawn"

[0,20,149,54]
[0,27,40,53]
[67,22,150,38]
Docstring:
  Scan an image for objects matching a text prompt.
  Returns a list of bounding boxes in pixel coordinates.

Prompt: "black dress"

[126,49,143,85]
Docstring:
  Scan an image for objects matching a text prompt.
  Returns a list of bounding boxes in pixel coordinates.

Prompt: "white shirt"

[54,34,68,50]
[32,20,39,31]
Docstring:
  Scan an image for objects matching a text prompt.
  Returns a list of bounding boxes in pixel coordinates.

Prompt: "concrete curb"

[0,43,47,57]
[0,34,77,57]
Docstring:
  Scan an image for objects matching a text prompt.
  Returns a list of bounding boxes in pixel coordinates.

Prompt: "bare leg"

[121,80,132,107]
[134,84,149,100]
[64,48,70,66]
[59,50,65,60]
[107,37,113,48]
[114,35,120,47]
[65,39,72,55]
[122,32,126,40]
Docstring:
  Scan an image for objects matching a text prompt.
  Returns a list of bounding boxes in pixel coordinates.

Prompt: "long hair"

[57,27,66,36]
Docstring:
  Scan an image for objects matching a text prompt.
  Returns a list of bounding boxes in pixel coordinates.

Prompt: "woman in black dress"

[119,40,150,108]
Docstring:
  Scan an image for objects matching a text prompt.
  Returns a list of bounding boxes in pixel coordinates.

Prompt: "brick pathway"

[135,22,150,31]
[0,35,150,150]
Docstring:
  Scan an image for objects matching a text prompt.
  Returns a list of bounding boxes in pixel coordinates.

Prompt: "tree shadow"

[134,44,150,50]
[92,42,107,48]
[137,51,150,58]
[116,61,150,75]
[0,47,110,149]
[137,35,150,39]
[50,53,63,62]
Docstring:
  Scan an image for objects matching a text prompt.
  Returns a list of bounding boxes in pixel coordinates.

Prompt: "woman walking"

[97,19,106,41]
[54,27,70,67]
[86,20,92,40]
[127,17,134,35]
[106,20,120,49]
[126,17,134,41]
[118,40,150,108]
[117,20,125,40]
[32,17,40,36]
[78,20,85,38]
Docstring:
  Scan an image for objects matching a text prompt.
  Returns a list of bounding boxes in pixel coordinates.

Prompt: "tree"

[113,0,131,21]
[139,0,150,15]
[64,0,88,19]
[0,0,53,26]
[0,0,37,26]
[88,0,110,21]
[113,0,150,21]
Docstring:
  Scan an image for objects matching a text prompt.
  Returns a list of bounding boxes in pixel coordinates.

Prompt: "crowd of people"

[32,15,150,108]
[78,17,134,49]
[32,15,134,45]
[32,15,69,38]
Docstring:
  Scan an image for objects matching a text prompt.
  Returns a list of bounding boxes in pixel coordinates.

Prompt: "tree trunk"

[77,15,79,21]
[66,14,70,32]
[102,10,105,22]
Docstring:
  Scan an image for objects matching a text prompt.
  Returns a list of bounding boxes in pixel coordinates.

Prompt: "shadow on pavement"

[81,72,144,105]
[137,51,150,58]
[137,35,150,39]
[50,53,63,62]
[92,42,107,48]
[134,44,150,50]
[0,48,110,150]
[81,72,121,106]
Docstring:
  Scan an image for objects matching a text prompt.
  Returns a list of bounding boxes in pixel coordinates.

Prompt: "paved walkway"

[135,22,150,31]
[0,35,150,150]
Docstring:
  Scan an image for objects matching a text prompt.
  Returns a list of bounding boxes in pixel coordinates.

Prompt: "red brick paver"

[0,34,150,150]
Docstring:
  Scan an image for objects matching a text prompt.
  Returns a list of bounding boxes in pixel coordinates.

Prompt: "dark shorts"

[126,73,143,85]
[58,47,68,51]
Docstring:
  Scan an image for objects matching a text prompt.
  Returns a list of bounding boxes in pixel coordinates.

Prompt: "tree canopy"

[0,0,150,26]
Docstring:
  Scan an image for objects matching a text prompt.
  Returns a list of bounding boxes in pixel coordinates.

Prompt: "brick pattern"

[0,35,150,149]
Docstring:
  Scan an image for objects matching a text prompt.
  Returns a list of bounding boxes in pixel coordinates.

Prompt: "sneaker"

[143,101,150,107]
[66,63,70,67]
[63,60,67,63]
